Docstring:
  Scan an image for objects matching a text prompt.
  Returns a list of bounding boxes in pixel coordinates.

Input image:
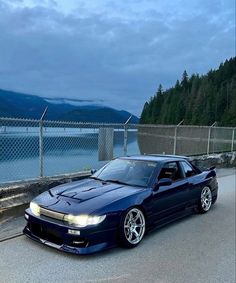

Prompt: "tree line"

[140,57,236,126]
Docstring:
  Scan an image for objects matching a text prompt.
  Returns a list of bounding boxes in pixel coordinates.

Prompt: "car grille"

[40,207,65,221]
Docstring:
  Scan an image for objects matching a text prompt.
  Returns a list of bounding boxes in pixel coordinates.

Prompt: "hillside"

[60,107,139,123]
[0,89,76,120]
[140,57,236,126]
[0,89,138,123]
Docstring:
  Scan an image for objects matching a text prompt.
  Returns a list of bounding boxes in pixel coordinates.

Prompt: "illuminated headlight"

[65,214,106,227]
[30,202,40,216]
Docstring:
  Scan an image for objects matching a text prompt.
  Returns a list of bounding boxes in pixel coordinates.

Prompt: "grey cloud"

[0,0,234,115]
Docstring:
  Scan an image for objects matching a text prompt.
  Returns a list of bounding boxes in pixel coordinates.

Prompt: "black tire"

[119,207,146,248]
[198,186,213,214]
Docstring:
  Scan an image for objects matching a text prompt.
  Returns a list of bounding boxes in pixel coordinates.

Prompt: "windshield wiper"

[104,179,129,186]
[89,176,127,185]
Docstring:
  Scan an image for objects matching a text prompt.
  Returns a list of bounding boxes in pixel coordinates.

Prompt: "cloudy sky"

[0,0,235,115]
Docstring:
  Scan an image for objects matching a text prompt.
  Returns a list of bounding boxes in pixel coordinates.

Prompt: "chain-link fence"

[0,117,235,184]
[0,117,139,183]
[137,124,236,155]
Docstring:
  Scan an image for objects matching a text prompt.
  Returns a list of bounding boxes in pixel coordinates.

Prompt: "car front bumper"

[23,209,118,255]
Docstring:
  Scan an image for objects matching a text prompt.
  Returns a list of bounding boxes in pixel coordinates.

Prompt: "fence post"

[212,122,217,154]
[39,107,48,178]
[231,128,235,152]
[207,122,217,155]
[124,116,132,156]
[173,120,184,155]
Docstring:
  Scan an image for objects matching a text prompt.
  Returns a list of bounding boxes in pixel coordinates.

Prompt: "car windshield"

[91,158,157,187]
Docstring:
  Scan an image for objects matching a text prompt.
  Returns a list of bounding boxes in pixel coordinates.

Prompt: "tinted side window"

[158,162,183,182]
[180,161,196,178]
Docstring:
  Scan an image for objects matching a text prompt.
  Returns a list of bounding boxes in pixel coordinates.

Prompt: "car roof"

[120,154,189,163]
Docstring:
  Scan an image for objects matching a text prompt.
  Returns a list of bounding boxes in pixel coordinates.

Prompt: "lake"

[0,127,140,183]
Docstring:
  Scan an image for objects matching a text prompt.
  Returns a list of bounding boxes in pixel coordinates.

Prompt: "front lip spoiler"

[24,227,62,249]
[23,227,116,255]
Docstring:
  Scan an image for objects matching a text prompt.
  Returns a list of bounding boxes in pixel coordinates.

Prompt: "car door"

[151,161,190,223]
[179,160,199,205]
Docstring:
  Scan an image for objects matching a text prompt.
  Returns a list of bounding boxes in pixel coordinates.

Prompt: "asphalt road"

[0,171,235,283]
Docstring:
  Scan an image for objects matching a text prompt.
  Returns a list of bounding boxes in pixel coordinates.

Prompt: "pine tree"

[181,70,189,89]
[139,57,236,126]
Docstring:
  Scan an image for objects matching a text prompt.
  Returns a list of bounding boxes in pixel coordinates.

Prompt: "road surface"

[0,171,235,283]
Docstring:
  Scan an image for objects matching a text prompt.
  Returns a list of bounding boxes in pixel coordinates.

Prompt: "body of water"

[0,127,140,183]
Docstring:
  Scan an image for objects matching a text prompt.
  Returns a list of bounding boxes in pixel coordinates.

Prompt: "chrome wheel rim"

[201,187,212,211]
[124,208,145,245]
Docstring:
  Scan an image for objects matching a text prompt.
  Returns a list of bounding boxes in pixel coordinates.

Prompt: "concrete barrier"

[190,152,236,169]
[0,171,90,211]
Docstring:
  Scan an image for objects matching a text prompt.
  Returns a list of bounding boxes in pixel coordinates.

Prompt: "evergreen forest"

[140,57,236,126]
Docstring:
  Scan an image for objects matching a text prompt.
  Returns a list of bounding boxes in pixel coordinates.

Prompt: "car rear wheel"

[119,207,146,248]
[198,186,212,213]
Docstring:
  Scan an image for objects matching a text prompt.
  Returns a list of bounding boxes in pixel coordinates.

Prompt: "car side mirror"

[154,178,172,191]
[91,169,97,174]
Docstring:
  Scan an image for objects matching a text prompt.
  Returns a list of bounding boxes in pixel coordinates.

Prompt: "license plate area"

[30,222,63,245]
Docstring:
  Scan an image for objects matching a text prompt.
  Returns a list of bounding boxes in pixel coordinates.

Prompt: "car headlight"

[30,202,40,216]
[64,214,106,227]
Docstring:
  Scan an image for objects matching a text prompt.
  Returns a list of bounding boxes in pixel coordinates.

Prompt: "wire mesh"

[0,117,235,184]
[175,125,209,155]
[0,118,40,183]
[210,127,235,153]
[137,125,176,155]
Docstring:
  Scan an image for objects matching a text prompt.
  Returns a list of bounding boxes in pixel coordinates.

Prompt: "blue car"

[23,155,218,254]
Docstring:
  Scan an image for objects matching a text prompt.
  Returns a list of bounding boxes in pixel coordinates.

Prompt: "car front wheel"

[119,207,146,248]
[198,186,212,213]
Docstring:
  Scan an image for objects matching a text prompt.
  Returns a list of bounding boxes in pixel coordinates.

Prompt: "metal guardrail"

[0,117,235,184]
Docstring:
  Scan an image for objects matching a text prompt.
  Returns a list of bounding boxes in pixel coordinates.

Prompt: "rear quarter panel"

[189,170,218,202]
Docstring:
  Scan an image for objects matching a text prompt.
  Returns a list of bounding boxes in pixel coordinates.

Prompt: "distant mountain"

[140,57,236,126]
[0,89,138,123]
[60,107,139,123]
[0,89,76,120]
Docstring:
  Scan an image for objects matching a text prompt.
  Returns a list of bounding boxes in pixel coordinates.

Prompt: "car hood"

[34,178,146,215]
